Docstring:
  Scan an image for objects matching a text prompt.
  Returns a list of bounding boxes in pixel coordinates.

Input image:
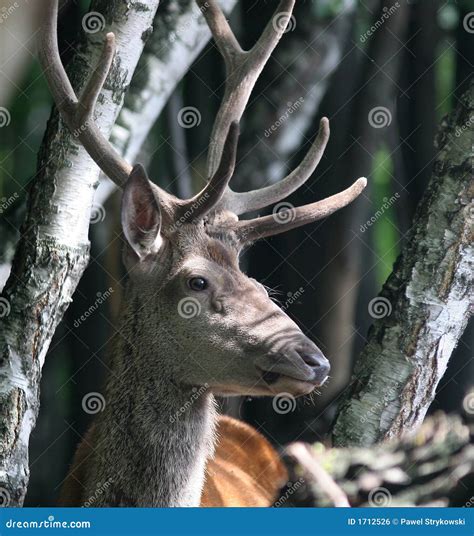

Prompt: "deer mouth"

[256,349,330,394]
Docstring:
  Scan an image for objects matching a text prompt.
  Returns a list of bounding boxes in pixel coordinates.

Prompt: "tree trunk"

[332,84,473,447]
[0,0,160,506]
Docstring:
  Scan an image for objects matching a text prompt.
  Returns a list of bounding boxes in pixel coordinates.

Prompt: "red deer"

[39,0,366,507]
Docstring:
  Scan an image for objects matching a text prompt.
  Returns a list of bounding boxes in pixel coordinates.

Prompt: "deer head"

[39,0,366,399]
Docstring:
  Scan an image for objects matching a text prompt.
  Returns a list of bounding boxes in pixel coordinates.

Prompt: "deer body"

[41,0,366,508]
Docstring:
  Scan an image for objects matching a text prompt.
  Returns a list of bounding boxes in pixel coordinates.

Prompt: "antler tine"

[176,122,239,223]
[39,0,132,188]
[197,0,296,176]
[225,117,331,215]
[234,177,367,243]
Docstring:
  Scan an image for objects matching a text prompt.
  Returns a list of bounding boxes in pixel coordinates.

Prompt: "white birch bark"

[332,86,474,447]
[0,0,160,506]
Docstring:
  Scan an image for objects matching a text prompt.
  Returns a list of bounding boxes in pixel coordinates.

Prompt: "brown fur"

[59,416,286,507]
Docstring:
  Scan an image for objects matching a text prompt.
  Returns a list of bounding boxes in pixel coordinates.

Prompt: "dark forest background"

[0,0,472,505]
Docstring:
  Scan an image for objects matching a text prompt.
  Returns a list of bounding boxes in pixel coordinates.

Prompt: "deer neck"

[96,296,217,507]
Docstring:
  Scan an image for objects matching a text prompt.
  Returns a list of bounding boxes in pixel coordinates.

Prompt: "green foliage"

[371,148,400,288]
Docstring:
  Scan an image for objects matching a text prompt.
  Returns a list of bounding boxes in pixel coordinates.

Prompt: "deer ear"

[121,164,162,260]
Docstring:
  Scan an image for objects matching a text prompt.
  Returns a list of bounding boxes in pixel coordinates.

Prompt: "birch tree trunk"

[332,85,474,447]
[0,0,160,506]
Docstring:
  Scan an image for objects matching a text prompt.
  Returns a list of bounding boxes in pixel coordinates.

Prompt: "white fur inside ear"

[134,232,163,260]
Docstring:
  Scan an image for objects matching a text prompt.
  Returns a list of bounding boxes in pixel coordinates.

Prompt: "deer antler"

[198,0,367,236]
[38,0,239,224]
[38,0,134,188]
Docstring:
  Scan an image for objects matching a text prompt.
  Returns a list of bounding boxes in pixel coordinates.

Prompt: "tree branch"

[331,85,474,447]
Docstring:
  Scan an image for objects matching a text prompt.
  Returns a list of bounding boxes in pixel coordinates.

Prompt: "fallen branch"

[277,412,474,507]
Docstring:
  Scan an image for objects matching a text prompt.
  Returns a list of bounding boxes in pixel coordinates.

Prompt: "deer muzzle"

[255,342,330,396]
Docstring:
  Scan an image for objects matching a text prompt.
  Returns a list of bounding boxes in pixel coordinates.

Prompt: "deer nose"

[299,350,330,384]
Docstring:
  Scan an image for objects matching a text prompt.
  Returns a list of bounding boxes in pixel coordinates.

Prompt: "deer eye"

[188,277,208,291]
